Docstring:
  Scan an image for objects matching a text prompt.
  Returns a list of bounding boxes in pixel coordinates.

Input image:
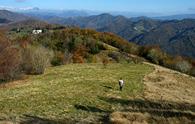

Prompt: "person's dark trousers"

[120,86,123,91]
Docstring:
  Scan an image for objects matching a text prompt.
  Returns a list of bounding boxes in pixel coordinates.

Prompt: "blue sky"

[0,0,195,14]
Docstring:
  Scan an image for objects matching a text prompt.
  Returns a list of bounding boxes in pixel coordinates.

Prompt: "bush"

[108,52,120,63]
[0,40,22,82]
[72,45,87,63]
[175,60,192,74]
[102,57,109,67]
[51,51,72,66]
[190,68,195,76]
[22,45,53,75]
[86,39,104,54]
[51,52,64,66]
[163,58,176,69]
[128,44,141,55]
[63,50,72,64]
[131,57,144,64]
[89,43,100,54]
[146,49,160,64]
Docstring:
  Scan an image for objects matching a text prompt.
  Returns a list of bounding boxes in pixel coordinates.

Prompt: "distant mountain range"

[0,9,54,29]
[0,10,30,24]
[19,9,195,19]
[0,9,195,58]
[154,14,195,20]
[22,10,91,19]
[34,13,195,58]
[132,19,195,58]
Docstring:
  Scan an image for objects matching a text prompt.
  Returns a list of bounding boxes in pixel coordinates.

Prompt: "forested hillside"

[43,14,195,58]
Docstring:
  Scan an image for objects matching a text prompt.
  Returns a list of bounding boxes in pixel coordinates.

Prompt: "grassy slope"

[110,63,195,124]
[0,63,152,123]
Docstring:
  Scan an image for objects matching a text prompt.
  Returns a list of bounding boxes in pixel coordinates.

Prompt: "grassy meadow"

[0,63,153,123]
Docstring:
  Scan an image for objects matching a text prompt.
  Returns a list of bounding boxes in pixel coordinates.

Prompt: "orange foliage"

[102,57,109,67]
[72,45,88,63]
[192,60,195,67]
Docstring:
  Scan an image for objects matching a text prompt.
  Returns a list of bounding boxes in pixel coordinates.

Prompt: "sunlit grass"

[0,63,153,122]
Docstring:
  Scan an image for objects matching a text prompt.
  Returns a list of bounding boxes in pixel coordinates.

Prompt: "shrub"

[102,57,109,67]
[72,54,84,63]
[190,67,195,76]
[86,38,104,54]
[175,60,192,74]
[51,50,72,66]
[63,50,73,64]
[0,40,22,82]
[91,56,98,63]
[192,60,195,67]
[108,52,120,63]
[163,58,176,69]
[51,52,64,66]
[89,43,100,54]
[128,44,141,55]
[146,48,160,64]
[22,45,53,75]
[131,57,144,64]
[72,45,88,63]
[86,54,93,63]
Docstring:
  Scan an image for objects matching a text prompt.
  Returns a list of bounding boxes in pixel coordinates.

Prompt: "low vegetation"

[31,28,195,76]
[22,45,53,75]
[0,26,194,83]
[0,63,153,123]
[140,46,195,76]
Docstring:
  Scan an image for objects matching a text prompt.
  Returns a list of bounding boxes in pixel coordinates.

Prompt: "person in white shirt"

[118,78,124,91]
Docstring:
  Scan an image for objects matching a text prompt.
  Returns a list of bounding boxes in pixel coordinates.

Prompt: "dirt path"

[143,62,195,104]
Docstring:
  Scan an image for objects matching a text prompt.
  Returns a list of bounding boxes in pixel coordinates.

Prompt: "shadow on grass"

[74,104,110,113]
[99,97,195,119]
[103,85,113,90]
[74,104,110,124]
[17,98,195,124]
[20,115,77,124]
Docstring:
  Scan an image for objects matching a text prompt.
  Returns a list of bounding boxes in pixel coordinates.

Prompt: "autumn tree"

[0,33,22,82]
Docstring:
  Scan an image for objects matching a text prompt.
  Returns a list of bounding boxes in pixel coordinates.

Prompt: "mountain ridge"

[42,14,195,58]
[0,10,30,24]
[1,10,195,58]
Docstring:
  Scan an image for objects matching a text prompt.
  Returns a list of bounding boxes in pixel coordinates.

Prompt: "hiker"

[118,78,124,91]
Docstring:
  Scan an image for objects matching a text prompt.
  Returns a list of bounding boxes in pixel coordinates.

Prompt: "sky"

[0,0,195,15]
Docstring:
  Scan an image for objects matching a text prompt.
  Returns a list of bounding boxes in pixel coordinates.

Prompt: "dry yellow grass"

[109,62,195,124]
[110,112,149,124]
[143,62,195,104]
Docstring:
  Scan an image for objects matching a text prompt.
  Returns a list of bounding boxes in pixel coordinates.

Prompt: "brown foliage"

[72,45,88,63]
[0,35,22,82]
[102,57,109,67]
[189,59,195,68]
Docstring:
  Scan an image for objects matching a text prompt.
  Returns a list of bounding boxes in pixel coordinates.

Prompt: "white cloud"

[0,6,35,11]
[0,6,15,10]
